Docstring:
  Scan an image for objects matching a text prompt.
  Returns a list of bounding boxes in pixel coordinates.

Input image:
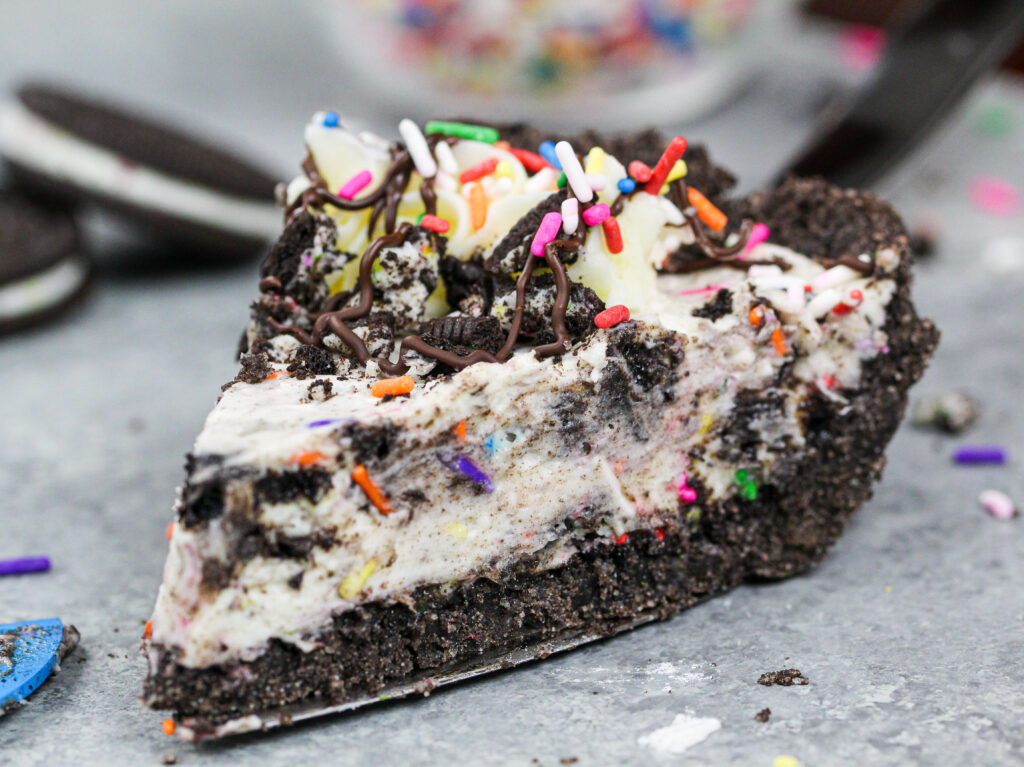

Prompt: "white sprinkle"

[434,171,457,192]
[638,714,721,756]
[433,140,459,177]
[585,173,607,191]
[979,489,1016,521]
[554,140,594,203]
[785,282,806,313]
[805,288,841,318]
[983,236,1024,273]
[561,198,580,235]
[812,265,858,291]
[492,177,514,195]
[398,119,437,179]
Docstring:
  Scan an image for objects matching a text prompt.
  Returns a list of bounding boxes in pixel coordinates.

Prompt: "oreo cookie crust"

[0,83,281,258]
[0,190,90,334]
[142,117,936,739]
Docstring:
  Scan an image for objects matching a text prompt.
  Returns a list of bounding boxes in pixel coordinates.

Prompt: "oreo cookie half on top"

[0,190,90,334]
[0,83,281,259]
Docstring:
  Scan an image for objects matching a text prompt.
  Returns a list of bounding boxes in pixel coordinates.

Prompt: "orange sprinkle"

[352,464,392,515]
[162,718,176,736]
[687,187,728,232]
[454,420,467,442]
[771,327,788,355]
[469,183,488,231]
[749,306,764,327]
[144,620,153,639]
[165,522,174,540]
[289,450,328,467]
[494,140,510,151]
[371,375,415,398]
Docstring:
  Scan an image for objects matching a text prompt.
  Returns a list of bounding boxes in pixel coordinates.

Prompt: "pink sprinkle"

[839,24,886,71]
[678,473,697,503]
[531,211,563,257]
[582,203,610,226]
[337,169,373,200]
[678,283,731,296]
[969,175,1022,217]
[743,222,770,255]
[979,489,1016,521]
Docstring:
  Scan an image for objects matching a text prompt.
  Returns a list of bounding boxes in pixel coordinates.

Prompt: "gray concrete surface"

[1,3,1023,764]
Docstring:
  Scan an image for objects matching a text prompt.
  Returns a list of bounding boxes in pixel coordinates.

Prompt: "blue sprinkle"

[484,434,497,455]
[952,445,1007,465]
[307,419,341,429]
[538,141,562,170]
[617,177,637,194]
[322,111,340,128]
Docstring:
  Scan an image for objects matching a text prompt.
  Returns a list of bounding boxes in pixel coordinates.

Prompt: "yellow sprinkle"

[659,160,690,193]
[885,585,893,593]
[773,756,800,767]
[495,160,515,179]
[446,521,468,540]
[698,413,714,436]
[338,558,378,600]
[584,146,605,175]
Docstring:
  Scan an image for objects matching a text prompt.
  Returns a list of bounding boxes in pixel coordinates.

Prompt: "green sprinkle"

[976,104,1014,137]
[416,212,425,224]
[736,469,747,482]
[424,120,499,144]
[743,483,758,501]
[557,172,567,189]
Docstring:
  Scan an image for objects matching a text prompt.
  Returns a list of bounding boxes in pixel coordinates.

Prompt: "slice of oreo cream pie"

[143,116,937,739]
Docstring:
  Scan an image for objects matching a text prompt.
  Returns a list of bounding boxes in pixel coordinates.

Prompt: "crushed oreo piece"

[286,344,337,379]
[755,707,771,723]
[757,668,809,687]
[912,391,979,434]
[305,379,335,402]
[235,351,272,385]
[692,288,733,321]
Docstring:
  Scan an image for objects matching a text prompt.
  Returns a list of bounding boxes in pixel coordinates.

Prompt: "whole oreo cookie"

[0,189,91,334]
[0,83,281,259]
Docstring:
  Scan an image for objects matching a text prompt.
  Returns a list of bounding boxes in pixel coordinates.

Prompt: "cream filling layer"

[0,101,282,240]
[150,244,896,668]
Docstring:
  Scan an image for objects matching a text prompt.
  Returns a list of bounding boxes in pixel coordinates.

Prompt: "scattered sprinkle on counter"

[952,445,1007,465]
[0,556,51,576]
[979,489,1016,520]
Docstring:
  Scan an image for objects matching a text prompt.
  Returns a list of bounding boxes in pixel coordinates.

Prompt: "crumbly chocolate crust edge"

[142,193,938,729]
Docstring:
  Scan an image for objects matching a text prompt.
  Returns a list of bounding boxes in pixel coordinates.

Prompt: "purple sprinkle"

[307,419,341,428]
[0,556,51,577]
[953,445,1008,465]
[442,454,494,492]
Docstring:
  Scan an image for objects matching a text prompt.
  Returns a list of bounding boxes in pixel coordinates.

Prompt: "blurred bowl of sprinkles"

[325,0,767,129]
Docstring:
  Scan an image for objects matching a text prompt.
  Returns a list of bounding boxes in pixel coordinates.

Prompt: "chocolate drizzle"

[273,130,755,376]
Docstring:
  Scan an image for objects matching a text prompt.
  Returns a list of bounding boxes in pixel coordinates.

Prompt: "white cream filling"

[0,255,89,321]
[0,100,282,240]
[150,242,897,668]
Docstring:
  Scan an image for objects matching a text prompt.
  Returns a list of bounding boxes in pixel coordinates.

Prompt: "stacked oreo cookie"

[0,83,281,333]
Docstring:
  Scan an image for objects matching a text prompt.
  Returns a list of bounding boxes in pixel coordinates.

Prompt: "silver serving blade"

[173,615,657,742]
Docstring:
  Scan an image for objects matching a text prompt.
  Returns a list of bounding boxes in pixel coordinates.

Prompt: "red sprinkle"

[628,160,653,183]
[615,533,629,545]
[655,528,665,542]
[602,216,624,253]
[459,157,499,184]
[832,302,854,315]
[594,304,630,329]
[508,147,552,174]
[822,375,836,389]
[419,214,450,233]
[645,136,688,195]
